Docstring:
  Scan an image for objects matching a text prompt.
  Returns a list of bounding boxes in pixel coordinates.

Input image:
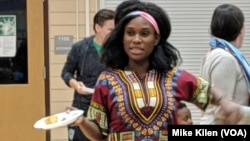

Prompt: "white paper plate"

[34,110,84,130]
[80,87,94,93]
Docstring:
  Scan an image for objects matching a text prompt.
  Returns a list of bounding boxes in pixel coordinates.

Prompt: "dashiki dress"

[87,67,209,141]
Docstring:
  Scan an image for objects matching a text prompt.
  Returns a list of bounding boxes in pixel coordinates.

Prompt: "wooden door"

[0,0,46,141]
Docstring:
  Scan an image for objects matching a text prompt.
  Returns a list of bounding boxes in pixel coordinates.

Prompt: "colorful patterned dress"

[87,67,210,141]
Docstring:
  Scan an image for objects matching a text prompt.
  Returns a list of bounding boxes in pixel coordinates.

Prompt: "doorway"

[0,0,46,141]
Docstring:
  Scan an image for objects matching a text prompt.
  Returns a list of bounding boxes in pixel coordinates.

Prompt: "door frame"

[44,0,50,141]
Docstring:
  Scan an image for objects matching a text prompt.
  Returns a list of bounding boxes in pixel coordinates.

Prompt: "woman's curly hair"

[101,1,182,72]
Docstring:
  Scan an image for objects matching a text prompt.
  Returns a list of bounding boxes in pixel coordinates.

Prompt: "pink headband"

[126,11,160,34]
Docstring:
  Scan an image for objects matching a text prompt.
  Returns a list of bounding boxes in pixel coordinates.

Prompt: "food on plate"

[44,115,58,124]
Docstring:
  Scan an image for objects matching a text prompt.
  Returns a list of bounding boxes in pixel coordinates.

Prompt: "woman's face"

[123,16,159,62]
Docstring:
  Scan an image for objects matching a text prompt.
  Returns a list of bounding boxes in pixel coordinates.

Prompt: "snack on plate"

[44,115,58,125]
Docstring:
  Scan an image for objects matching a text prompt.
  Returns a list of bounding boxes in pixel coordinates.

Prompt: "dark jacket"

[61,35,106,116]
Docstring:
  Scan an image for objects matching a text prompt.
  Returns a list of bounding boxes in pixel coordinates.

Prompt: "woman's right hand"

[65,106,85,126]
[71,115,85,126]
[65,107,105,140]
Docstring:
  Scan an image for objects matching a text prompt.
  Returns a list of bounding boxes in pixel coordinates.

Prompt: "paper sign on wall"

[54,35,73,55]
[0,15,16,57]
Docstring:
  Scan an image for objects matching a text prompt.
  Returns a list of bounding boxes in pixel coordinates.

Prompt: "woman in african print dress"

[69,1,242,141]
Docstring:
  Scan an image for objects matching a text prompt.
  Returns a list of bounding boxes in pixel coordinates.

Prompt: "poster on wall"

[0,15,16,57]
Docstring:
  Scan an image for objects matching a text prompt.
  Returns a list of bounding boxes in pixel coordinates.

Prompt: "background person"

[176,102,193,125]
[61,9,115,141]
[200,4,250,124]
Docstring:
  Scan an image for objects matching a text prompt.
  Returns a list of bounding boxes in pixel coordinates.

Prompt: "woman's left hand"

[219,98,242,124]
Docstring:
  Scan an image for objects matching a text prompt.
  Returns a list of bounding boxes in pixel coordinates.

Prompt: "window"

[0,0,27,84]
